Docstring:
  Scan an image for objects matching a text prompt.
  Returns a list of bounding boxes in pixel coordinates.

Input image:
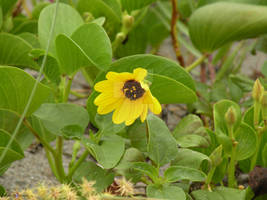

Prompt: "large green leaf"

[38,3,84,56]
[55,23,112,75]
[189,2,267,52]
[33,103,89,136]
[0,33,38,69]
[0,129,24,168]
[147,115,178,167]
[109,54,196,104]
[0,109,34,150]
[73,161,114,192]
[0,66,51,116]
[147,184,186,200]
[121,0,157,13]
[82,134,125,169]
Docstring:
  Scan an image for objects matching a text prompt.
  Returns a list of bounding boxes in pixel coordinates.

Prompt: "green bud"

[209,145,223,167]
[225,106,237,126]
[252,79,264,102]
[115,32,126,43]
[123,15,134,30]
[261,91,267,120]
[83,12,94,23]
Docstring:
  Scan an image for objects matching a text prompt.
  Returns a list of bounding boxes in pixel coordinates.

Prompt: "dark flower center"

[123,80,145,100]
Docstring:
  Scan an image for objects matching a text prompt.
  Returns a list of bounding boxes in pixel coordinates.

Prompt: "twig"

[170,0,184,66]
[208,55,216,84]
[12,0,23,17]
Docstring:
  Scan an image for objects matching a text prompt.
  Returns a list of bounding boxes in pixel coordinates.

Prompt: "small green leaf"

[82,134,125,169]
[38,3,84,55]
[0,66,51,116]
[131,162,159,183]
[147,184,186,200]
[77,0,121,39]
[147,115,178,167]
[189,2,267,52]
[0,185,5,196]
[164,166,206,182]
[173,114,210,148]
[171,148,211,169]
[61,125,84,140]
[18,32,40,48]
[73,161,114,192]
[33,103,89,136]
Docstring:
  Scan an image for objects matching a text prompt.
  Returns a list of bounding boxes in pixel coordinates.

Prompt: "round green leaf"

[38,3,84,55]
[189,2,267,52]
[0,66,51,116]
[33,103,89,136]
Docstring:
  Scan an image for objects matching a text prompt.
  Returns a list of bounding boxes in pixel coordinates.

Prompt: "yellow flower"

[94,68,161,125]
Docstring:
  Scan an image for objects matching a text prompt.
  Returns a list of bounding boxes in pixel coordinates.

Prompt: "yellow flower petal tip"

[94,68,161,126]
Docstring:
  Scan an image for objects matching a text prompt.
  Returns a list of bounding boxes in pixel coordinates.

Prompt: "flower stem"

[205,167,216,188]
[67,150,89,180]
[250,128,264,171]
[185,54,208,72]
[55,136,66,182]
[44,147,60,180]
[228,140,238,188]
[63,76,73,103]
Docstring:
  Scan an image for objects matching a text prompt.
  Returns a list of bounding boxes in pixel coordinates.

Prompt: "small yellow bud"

[225,106,237,126]
[252,79,264,102]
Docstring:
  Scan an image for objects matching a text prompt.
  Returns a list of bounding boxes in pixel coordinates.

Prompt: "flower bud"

[261,91,267,120]
[252,79,264,102]
[225,106,236,126]
[123,15,134,30]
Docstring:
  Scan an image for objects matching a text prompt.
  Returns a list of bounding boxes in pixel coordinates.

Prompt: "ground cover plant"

[0,0,267,199]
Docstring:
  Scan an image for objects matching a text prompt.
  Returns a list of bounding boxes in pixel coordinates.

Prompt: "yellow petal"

[112,99,131,124]
[97,98,123,114]
[94,80,113,92]
[94,92,115,106]
[133,68,147,81]
[140,104,148,122]
[106,71,134,82]
[144,91,162,114]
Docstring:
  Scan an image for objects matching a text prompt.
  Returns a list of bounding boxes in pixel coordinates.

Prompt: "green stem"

[254,101,261,128]
[228,141,238,188]
[55,136,66,182]
[205,167,216,187]
[185,54,208,72]
[44,147,60,180]
[63,76,73,103]
[250,130,264,171]
[70,90,89,98]
[81,68,94,87]
[67,150,89,180]
[23,119,55,155]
